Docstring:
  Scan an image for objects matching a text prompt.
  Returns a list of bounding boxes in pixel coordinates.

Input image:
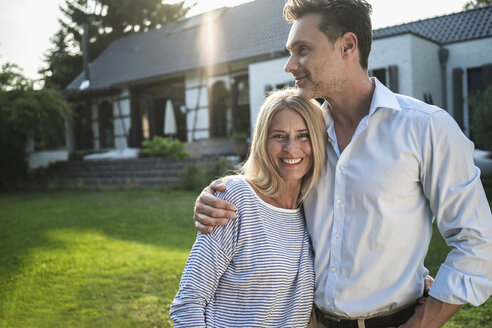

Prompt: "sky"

[0,0,470,81]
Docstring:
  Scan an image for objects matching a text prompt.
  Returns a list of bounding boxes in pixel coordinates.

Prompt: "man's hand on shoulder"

[194,179,237,233]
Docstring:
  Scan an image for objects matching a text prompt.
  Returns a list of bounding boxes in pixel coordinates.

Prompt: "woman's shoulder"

[205,176,255,256]
[215,175,255,203]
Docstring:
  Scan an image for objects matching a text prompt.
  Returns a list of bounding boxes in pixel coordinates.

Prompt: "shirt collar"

[321,77,402,122]
[369,77,402,115]
[321,77,401,154]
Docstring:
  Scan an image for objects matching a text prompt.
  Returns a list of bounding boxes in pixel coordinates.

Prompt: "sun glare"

[199,11,221,76]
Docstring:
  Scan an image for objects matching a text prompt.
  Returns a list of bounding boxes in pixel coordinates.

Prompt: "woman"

[170,88,327,327]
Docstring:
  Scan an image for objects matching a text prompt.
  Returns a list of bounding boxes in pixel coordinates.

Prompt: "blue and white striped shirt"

[170,177,314,327]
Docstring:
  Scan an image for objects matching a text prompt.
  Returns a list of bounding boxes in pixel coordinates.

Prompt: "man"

[193,0,492,327]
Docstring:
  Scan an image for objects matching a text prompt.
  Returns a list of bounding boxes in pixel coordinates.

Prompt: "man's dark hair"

[284,0,373,70]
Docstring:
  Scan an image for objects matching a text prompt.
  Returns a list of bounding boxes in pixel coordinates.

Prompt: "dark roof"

[67,2,492,92]
[373,5,492,44]
[66,0,289,91]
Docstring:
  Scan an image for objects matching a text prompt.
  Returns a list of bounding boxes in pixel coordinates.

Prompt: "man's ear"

[341,32,358,57]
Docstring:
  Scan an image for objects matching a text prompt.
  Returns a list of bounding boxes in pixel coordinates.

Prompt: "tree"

[463,0,492,9]
[42,29,85,90]
[470,85,492,150]
[0,63,32,91]
[41,0,191,90]
[0,63,71,187]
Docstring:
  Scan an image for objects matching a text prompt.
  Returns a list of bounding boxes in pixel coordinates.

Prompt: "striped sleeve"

[169,179,243,327]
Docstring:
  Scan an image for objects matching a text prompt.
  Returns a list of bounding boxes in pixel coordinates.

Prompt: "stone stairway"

[44,158,198,189]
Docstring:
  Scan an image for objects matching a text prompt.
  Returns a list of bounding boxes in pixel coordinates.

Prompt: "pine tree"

[464,0,492,9]
[41,0,190,90]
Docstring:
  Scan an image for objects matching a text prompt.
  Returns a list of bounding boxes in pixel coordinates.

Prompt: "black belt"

[314,303,416,328]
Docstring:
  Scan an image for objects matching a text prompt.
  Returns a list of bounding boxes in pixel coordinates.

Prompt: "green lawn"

[0,190,490,327]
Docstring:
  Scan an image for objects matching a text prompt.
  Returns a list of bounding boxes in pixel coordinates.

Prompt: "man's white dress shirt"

[305,78,492,318]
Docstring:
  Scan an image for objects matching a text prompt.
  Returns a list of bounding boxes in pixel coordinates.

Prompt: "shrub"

[470,85,492,151]
[141,136,189,159]
[231,132,248,142]
[0,63,71,188]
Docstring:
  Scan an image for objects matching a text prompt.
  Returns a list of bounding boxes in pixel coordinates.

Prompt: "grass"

[425,220,492,328]
[0,189,491,327]
[0,190,198,327]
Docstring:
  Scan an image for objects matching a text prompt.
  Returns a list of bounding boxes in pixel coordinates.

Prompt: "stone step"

[51,159,195,170]
[52,170,182,178]
[45,158,203,188]
[52,176,181,185]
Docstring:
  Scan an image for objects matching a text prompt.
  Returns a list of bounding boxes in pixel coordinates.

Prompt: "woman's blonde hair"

[241,87,326,203]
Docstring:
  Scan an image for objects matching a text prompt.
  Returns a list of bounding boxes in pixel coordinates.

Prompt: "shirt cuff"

[429,263,492,306]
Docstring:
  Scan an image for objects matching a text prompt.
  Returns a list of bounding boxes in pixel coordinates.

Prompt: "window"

[210,81,231,137]
[98,100,114,149]
[372,68,387,86]
[134,78,187,143]
[370,66,398,93]
[423,93,434,105]
[74,104,93,151]
[467,67,484,141]
[233,76,250,137]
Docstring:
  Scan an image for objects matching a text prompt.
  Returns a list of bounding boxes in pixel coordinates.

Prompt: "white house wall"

[371,34,442,107]
[28,150,69,169]
[25,132,69,169]
[370,34,414,96]
[248,57,293,134]
[409,36,442,108]
[445,37,492,136]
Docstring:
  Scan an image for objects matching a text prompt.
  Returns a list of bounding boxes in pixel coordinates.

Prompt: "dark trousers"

[309,303,416,328]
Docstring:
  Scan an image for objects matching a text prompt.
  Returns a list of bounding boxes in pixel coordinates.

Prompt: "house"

[62,0,291,161]
[29,0,492,167]
[370,6,492,139]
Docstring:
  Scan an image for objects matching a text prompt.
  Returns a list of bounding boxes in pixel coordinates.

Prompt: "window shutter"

[389,65,399,93]
[452,68,464,130]
[481,63,492,89]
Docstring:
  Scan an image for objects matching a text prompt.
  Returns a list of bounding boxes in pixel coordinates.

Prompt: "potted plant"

[231,132,249,159]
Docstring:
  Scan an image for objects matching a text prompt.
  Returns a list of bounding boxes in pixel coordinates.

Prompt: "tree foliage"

[470,85,492,150]
[41,0,190,90]
[0,63,71,187]
[464,0,492,9]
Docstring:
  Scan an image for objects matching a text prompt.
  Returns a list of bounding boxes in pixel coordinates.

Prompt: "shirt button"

[339,165,345,171]
[326,301,331,306]
[331,266,336,272]
[335,233,340,239]
[336,199,342,206]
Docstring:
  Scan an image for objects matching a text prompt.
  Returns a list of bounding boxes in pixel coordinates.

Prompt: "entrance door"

[74,104,92,151]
